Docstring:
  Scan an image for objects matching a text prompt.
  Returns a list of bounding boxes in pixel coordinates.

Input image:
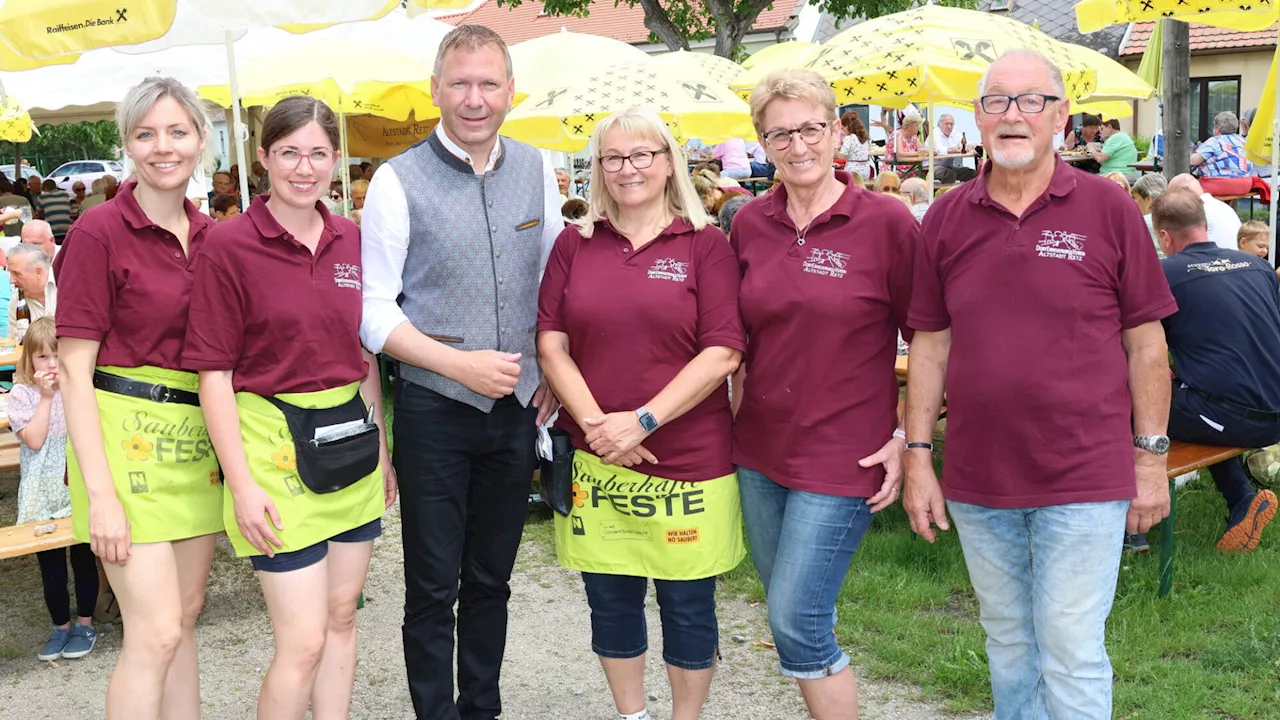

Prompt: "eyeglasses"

[272,147,335,170]
[599,148,669,172]
[762,122,829,150]
[979,93,1062,115]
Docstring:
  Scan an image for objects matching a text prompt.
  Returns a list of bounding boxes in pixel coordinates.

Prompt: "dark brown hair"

[260,96,339,154]
[1151,189,1207,236]
[212,193,238,214]
[841,111,867,143]
[1103,118,1121,131]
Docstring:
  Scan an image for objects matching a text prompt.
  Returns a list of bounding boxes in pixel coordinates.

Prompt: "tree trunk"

[1162,19,1191,182]
[707,0,775,59]
[637,0,691,51]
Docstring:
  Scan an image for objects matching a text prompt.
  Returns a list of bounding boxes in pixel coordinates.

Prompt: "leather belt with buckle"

[93,371,201,406]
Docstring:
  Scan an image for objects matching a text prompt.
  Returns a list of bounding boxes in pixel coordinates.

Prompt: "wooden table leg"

[1157,477,1177,598]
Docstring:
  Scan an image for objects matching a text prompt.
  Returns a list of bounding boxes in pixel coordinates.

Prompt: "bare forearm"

[905,331,950,445]
[646,347,741,427]
[1128,347,1170,437]
[537,338,603,430]
[197,371,255,492]
[381,321,464,383]
[18,397,54,449]
[60,342,115,503]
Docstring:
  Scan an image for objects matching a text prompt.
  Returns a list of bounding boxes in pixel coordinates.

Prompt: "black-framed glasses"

[979,93,1062,115]
[272,147,335,170]
[762,122,830,150]
[599,148,670,172]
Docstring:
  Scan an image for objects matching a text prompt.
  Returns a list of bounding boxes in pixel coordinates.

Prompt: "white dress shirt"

[359,124,564,353]
[9,276,56,341]
[930,129,959,167]
[1200,192,1243,251]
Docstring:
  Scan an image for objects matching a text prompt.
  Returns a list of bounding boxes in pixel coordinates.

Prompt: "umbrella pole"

[340,108,351,219]
[926,98,935,199]
[226,30,252,203]
[1270,26,1279,267]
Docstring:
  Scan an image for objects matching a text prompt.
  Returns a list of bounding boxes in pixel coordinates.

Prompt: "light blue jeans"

[738,466,875,680]
[947,500,1129,720]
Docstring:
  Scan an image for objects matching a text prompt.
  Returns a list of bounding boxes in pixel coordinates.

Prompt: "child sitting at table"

[9,317,98,661]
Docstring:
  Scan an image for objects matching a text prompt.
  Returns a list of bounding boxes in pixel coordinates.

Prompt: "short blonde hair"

[579,108,709,238]
[351,179,370,193]
[1239,220,1269,246]
[117,76,210,147]
[749,69,837,134]
[1104,171,1131,193]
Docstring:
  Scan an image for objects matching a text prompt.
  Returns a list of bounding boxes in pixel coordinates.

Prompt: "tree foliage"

[0,120,119,176]
[499,0,976,59]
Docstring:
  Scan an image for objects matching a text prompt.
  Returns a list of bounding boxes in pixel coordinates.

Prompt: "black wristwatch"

[1133,434,1171,455]
[636,407,659,433]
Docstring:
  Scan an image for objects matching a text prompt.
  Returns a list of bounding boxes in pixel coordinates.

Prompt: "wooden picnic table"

[0,345,20,366]
[1128,159,1158,174]
[1060,152,1095,164]
[0,517,75,560]
[895,354,908,380]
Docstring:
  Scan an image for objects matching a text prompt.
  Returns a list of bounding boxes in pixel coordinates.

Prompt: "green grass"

[716,469,1280,718]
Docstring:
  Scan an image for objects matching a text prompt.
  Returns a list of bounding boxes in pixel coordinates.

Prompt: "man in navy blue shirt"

[1153,189,1280,552]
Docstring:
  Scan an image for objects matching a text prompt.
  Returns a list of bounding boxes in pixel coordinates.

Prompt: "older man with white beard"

[904,50,1177,719]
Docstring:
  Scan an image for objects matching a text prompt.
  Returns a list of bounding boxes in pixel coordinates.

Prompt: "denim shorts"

[581,572,719,671]
[251,518,382,573]
[737,466,874,680]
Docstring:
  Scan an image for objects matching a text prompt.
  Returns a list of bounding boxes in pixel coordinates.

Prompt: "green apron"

[228,382,384,558]
[554,450,745,581]
[68,365,222,545]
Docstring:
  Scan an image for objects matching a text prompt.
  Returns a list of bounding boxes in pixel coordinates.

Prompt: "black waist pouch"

[540,428,575,516]
[263,393,380,494]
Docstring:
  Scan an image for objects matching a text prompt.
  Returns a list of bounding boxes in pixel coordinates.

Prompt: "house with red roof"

[435,0,803,57]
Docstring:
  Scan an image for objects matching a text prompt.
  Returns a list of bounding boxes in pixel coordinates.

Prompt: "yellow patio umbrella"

[651,50,744,88]
[0,94,34,142]
[741,41,817,70]
[509,29,652,101]
[502,62,754,152]
[1073,0,1280,266]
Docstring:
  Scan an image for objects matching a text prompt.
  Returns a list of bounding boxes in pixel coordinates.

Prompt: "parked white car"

[47,160,124,193]
[0,164,43,184]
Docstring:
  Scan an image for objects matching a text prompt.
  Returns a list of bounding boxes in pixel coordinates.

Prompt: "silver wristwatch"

[636,407,659,433]
[1133,434,1171,455]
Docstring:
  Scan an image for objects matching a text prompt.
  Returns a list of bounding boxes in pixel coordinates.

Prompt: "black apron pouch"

[263,394,380,494]
[540,428,575,516]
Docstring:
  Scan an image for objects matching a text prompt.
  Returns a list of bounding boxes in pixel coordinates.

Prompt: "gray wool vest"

[388,132,546,412]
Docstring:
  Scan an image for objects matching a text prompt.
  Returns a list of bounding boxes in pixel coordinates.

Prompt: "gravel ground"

[0,470,982,719]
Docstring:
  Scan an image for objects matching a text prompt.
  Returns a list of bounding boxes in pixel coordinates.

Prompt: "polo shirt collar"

[599,215,697,240]
[244,195,345,242]
[434,123,502,174]
[116,179,212,233]
[970,155,1077,208]
[763,170,858,224]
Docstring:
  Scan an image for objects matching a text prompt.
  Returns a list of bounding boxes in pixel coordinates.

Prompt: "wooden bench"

[0,516,75,560]
[0,431,18,472]
[1156,441,1248,598]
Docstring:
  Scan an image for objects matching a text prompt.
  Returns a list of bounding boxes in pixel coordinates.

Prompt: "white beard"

[990,145,1035,169]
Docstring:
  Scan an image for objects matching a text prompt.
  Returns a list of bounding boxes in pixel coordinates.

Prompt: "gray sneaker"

[37,626,70,661]
[60,623,97,659]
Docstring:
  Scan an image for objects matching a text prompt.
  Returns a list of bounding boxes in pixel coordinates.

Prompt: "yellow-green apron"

[229,382,384,558]
[554,450,745,581]
[68,365,222,544]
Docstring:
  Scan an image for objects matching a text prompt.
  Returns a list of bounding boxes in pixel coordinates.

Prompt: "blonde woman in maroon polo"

[184,97,392,719]
[729,69,918,720]
[54,77,222,720]
[536,107,746,720]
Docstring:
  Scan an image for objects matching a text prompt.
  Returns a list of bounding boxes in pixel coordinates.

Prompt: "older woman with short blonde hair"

[730,69,919,720]
[881,109,925,175]
[538,107,746,720]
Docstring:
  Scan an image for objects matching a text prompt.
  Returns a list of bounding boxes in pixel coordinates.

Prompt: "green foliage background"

[0,121,119,176]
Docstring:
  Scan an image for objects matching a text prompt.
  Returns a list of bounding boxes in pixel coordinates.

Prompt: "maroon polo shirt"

[731,172,918,497]
[910,159,1177,508]
[182,197,368,396]
[54,181,216,370]
[537,218,745,481]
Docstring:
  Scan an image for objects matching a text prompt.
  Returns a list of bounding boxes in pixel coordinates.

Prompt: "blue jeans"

[948,500,1129,720]
[737,466,875,679]
[581,573,719,670]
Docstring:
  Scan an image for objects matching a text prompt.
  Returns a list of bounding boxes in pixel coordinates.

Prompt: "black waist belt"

[1191,387,1280,422]
[93,371,201,406]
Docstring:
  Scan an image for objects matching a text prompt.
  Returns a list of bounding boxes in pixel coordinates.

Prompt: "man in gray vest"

[359,25,563,720]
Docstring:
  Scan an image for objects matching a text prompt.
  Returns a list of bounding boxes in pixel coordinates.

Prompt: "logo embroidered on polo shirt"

[1036,230,1087,262]
[333,263,362,290]
[802,248,851,278]
[648,258,689,282]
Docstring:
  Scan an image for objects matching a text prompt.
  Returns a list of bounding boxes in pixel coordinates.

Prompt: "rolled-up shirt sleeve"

[359,165,412,354]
